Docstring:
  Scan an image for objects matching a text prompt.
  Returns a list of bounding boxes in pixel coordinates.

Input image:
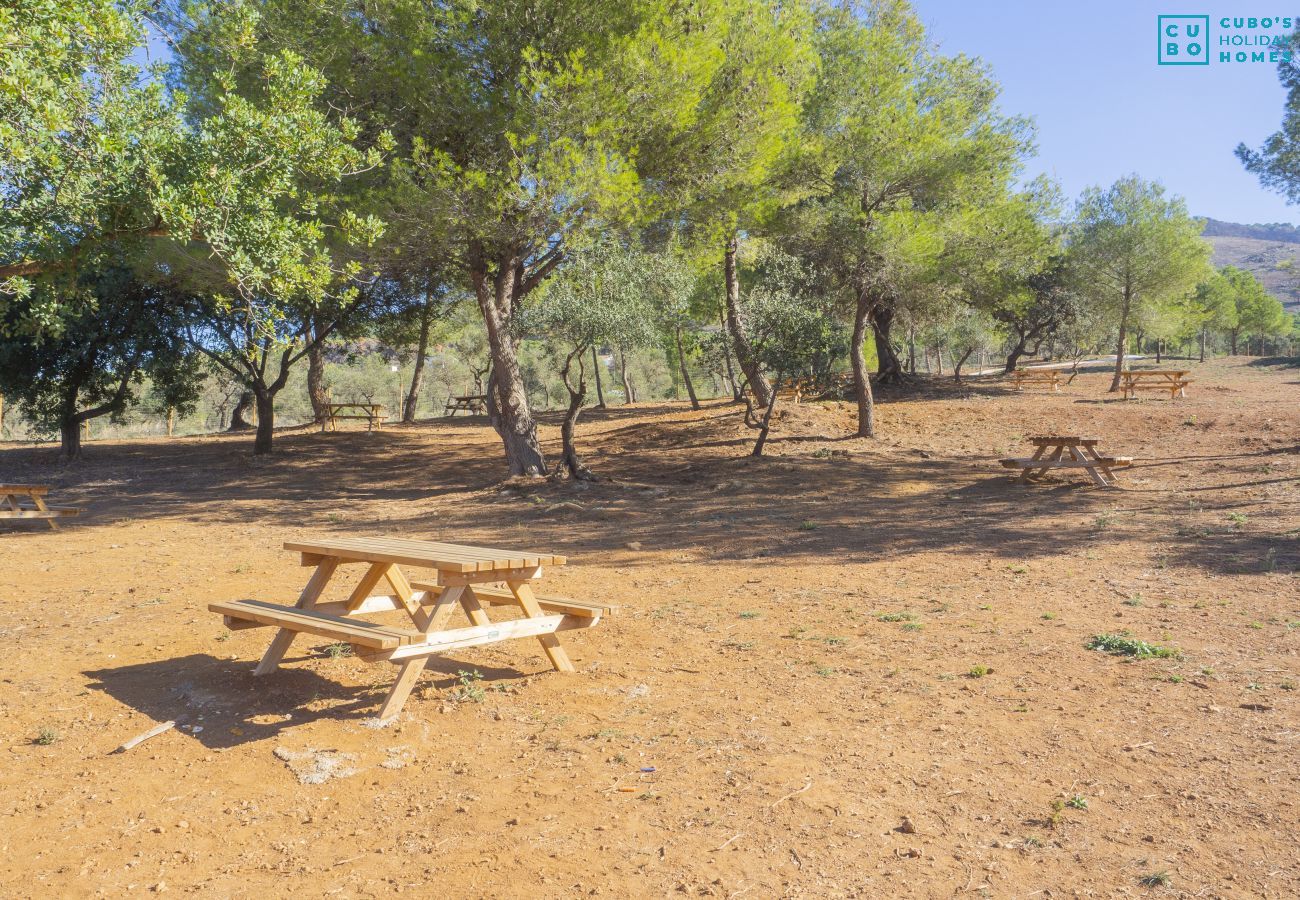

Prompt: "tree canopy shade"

[0,266,200,458]
[1067,176,1211,391]
[782,0,1034,436]
[524,243,665,479]
[1,0,388,340]
[164,0,822,474]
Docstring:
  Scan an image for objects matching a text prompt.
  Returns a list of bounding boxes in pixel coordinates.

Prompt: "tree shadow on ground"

[1245,356,1299,369]
[84,652,526,748]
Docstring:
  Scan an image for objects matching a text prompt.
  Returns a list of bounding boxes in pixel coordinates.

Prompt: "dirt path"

[0,358,1296,897]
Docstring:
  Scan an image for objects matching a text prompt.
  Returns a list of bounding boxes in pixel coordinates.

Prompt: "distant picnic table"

[1000,436,1132,488]
[1120,369,1191,400]
[444,394,486,416]
[322,402,385,432]
[0,484,81,529]
[1011,367,1063,392]
[212,536,611,721]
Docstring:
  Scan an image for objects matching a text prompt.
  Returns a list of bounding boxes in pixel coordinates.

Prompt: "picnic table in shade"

[1120,369,1192,400]
[322,403,385,432]
[211,536,611,721]
[1011,367,1062,391]
[1000,436,1133,488]
[0,484,81,529]
[444,394,487,416]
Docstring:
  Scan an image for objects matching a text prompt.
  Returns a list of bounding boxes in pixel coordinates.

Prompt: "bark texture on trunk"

[1003,333,1030,374]
[229,391,254,431]
[870,302,904,381]
[59,417,82,460]
[403,302,434,424]
[554,350,595,480]
[675,327,700,410]
[723,233,771,407]
[618,346,635,404]
[1108,289,1132,392]
[751,386,780,456]
[590,346,606,409]
[851,290,877,438]
[471,247,546,476]
[307,334,329,424]
[253,390,275,455]
[953,347,975,384]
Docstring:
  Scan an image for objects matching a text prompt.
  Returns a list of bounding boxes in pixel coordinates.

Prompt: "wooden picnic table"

[211,536,611,721]
[1120,369,1191,400]
[323,402,385,432]
[1000,436,1133,488]
[1011,368,1062,392]
[0,484,81,529]
[444,394,487,416]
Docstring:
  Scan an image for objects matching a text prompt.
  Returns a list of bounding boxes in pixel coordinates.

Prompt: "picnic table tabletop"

[0,484,51,494]
[1029,435,1098,446]
[285,536,566,573]
[215,535,596,722]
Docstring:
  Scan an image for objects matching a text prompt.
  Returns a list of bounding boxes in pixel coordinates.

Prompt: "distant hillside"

[1199,219,1300,311]
[1199,218,1300,244]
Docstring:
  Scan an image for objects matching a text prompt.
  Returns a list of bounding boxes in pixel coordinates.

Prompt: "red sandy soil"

[0,357,1297,898]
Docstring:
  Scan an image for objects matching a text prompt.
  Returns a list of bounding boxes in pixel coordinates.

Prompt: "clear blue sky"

[914,0,1298,224]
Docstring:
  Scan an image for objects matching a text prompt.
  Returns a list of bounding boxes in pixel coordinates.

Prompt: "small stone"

[898,817,917,834]
[626,541,643,551]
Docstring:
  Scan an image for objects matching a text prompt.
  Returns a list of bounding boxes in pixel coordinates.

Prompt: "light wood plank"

[253,558,338,675]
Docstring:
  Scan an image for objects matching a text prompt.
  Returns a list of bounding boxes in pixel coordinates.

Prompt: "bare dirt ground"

[1,357,1297,898]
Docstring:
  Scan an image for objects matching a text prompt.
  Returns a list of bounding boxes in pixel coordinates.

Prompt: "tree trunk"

[471,249,546,476]
[675,327,700,410]
[403,303,434,424]
[1108,291,1132,392]
[1004,331,1031,374]
[166,407,175,437]
[934,343,944,376]
[253,389,275,455]
[751,384,780,457]
[953,347,975,384]
[906,326,917,374]
[723,233,771,407]
[555,351,594,480]
[719,311,741,401]
[1199,328,1206,362]
[307,336,329,424]
[59,414,82,460]
[1155,339,1162,364]
[590,346,606,409]
[851,290,877,438]
[870,303,904,381]
[618,346,636,404]
[229,390,254,431]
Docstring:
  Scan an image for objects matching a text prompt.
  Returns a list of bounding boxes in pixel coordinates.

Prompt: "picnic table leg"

[509,581,575,673]
[254,558,339,676]
[29,493,59,530]
[1016,444,1048,484]
[377,585,466,721]
[1068,445,1109,487]
[344,563,392,612]
[460,587,493,626]
[1079,444,1117,487]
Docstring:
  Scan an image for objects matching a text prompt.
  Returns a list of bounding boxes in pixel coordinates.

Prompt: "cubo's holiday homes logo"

[1159,15,1298,65]
[1159,15,1209,64]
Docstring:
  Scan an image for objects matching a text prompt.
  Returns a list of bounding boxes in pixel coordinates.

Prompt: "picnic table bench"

[0,484,82,529]
[322,403,385,432]
[212,536,611,721]
[1120,369,1191,400]
[1011,368,1062,391]
[444,394,487,416]
[1000,436,1133,488]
